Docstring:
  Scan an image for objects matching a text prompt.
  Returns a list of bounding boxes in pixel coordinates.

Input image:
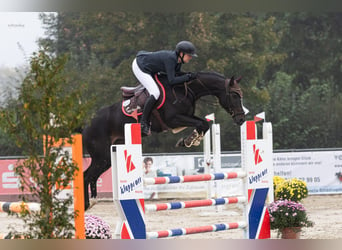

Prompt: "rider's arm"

[164,60,192,85]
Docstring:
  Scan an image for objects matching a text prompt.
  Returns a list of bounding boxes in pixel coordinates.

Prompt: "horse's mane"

[197,71,226,80]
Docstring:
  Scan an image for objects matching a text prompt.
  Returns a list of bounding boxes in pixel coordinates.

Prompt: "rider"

[132,40,198,136]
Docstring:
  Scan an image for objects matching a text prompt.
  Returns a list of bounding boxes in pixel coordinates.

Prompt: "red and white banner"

[0,158,113,196]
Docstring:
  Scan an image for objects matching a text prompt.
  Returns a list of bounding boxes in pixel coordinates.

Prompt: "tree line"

[1,12,341,155]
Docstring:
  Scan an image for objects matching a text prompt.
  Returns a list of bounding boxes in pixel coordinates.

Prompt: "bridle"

[172,74,245,119]
[224,78,245,118]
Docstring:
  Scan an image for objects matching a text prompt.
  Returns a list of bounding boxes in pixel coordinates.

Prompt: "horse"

[82,71,246,210]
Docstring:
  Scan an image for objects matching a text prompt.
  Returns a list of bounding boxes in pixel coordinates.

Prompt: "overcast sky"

[0,12,46,68]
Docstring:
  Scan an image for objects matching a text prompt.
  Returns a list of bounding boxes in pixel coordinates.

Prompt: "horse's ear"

[229,76,235,86]
[236,76,242,83]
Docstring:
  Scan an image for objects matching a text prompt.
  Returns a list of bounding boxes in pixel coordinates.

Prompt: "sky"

[0,12,46,68]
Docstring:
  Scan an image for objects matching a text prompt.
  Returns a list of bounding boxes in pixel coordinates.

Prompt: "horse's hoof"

[192,133,204,146]
[175,138,185,147]
[88,198,98,210]
[183,129,200,147]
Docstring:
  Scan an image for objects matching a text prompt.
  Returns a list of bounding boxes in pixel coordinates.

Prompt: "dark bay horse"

[82,71,246,210]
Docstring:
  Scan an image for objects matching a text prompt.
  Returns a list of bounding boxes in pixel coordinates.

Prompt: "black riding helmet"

[175,41,198,63]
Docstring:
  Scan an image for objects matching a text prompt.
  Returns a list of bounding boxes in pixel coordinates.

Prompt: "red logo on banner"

[253,144,263,165]
[124,150,136,173]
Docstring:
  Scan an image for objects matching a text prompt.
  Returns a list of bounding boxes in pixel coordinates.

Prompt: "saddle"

[121,74,169,131]
[121,84,149,114]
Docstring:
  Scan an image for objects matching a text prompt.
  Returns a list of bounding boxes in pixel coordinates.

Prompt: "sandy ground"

[1,194,341,239]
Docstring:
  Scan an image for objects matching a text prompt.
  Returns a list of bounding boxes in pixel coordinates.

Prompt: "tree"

[275,13,342,91]
[262,13,342,149]
[265,72,342,149]
[0,49,91,238]
[32,12,342,151]
[38,12,288,152]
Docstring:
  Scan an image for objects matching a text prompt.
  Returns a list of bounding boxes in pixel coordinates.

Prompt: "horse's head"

[187,71,246,126]
[220,76,246,126]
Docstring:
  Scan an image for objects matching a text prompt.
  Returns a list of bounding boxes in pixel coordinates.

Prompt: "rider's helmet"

[175,41,198,57]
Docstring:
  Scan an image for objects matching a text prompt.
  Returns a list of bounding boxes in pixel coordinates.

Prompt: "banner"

[273,151,342,194]
[1,150,342,197]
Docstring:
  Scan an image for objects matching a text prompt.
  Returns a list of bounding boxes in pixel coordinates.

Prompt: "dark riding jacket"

[136,50,191,85]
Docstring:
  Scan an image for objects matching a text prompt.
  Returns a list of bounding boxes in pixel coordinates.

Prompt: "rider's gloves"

[187,72,197,81]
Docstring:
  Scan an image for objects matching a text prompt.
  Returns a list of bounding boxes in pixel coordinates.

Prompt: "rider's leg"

[140,95,157,135]
[132,58,160,135]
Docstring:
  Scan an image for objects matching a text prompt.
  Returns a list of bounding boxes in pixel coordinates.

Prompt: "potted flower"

[85,214,112,239]
[267,199,314,239]
[275,178,308,202]
[273,176,285,191]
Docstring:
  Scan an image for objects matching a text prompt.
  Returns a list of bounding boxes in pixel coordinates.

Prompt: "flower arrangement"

[268,199,314,233]
[85,214,112,239]
[275,178,308,202]
[273,176,285,193]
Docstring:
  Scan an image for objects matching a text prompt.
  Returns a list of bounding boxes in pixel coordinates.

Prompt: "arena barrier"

[111,121,273,239]
[0,134,85,239]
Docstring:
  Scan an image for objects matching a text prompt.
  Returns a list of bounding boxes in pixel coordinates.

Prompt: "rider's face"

[179,52,193,63]
[183,54,193,63]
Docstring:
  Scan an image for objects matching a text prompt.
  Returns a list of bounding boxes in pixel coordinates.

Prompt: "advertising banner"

[111,144,144,200]
[273,150,342,194]
[2,150,342,197]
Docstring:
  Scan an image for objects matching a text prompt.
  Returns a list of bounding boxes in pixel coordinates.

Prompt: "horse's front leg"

[167,115,210,147]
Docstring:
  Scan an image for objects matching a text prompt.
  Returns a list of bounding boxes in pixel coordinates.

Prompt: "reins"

[171,81,192,104]
[171,73,243,118]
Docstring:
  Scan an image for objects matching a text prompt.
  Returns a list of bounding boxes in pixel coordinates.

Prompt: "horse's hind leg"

[83,166,92,210]
[83,160,102,210]
[90,181,97,198]
[89,138,124,201]
[88,180,98,209]
[84,158,111,210]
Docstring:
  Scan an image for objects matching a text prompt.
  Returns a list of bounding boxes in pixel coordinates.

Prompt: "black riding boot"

[141,95,157,136]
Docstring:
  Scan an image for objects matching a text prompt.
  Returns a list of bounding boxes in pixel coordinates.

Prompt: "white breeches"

[132,58,160,99]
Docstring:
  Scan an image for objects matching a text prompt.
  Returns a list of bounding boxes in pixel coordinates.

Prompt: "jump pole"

[203,123,223,212]
[112,122,272,239]
[203,126,212,198]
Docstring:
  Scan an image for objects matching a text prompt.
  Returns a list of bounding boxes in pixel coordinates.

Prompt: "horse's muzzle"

[234,114,246,126]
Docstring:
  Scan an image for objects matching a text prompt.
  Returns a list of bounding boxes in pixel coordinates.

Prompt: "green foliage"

[2,12,342,154]
[261,13,342,149]
[265,71,342,149]
[38,12,287,153]
[0,49,91,238]
[276,13,342,90]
